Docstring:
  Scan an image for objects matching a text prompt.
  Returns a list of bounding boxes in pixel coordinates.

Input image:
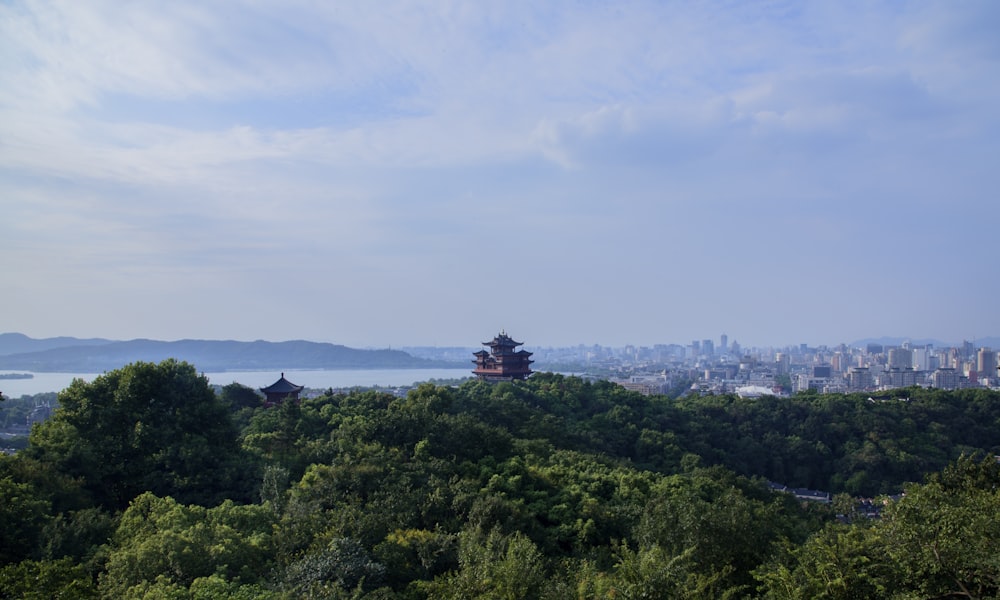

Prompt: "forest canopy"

[2,360,999,598]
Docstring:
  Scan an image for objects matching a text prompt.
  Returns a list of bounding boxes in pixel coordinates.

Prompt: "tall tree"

[880,454,1000,599]
[100,492,277,597]
[26,359,253,509]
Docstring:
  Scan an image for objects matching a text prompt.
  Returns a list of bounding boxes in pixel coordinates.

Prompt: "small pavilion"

[260,372,304,406]
[472,331,534,381]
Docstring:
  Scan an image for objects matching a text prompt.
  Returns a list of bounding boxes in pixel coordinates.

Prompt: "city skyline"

[2,329,998,356]
[2,2,999,348]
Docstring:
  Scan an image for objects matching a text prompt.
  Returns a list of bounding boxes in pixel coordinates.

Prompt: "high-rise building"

[720,334,728,354]
[888,348,913,370]
[883,368,922,388]
[847,367,873,391]
[947,347,961,369]
[931,368,962,390]
[812,364,833,378]
[775,352,790,375]
[977,348,996,381]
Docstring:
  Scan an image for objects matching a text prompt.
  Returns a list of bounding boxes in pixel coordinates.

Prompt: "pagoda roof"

[483,331,523,346]
[260,373,304,394]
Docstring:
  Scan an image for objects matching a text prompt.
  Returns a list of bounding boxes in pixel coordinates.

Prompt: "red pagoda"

[472,331,534,381]
[260,372,304,406]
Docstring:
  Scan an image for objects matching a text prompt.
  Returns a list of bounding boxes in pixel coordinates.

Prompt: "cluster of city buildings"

[579,336,1000,396]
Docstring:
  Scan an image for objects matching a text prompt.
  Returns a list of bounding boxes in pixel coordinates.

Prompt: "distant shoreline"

[0,373,33,380]
[0,367,477,397]
[205,365,468,373]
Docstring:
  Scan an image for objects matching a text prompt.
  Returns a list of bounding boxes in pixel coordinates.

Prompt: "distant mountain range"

[0,333,113,355]
[3,333,996,374]
[0,333,466,372]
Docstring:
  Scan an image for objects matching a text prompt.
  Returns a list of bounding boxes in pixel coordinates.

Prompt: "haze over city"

[2,2,998,349]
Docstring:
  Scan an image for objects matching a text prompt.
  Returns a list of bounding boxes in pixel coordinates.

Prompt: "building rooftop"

[260,372,304,394]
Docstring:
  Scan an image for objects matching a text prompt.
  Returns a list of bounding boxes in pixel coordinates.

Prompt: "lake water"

[0,368,472,397]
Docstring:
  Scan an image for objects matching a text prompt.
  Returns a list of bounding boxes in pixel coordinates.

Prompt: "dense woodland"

[2,359,1000,598]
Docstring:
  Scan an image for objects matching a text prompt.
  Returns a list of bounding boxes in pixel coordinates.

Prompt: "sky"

[1,1,998,349]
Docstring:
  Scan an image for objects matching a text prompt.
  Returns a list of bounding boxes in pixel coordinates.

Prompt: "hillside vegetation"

[0,334,455,371]
[2,360,999,598]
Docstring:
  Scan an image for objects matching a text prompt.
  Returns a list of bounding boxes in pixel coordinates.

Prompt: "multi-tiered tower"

[472,331,534,381]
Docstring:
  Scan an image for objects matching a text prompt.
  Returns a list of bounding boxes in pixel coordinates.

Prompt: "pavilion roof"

[484,331,523,346]
[260,373,304,394]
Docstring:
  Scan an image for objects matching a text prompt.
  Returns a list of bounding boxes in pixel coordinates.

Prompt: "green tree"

[0,557,98,599]
[635,468,795,593]
[420,529,547,600]
[0,453,90,564]
[754,523,898,600]
[604,543,738,600]
[880,454,1000,599]
[758,455,1000,599]
[281,537,387,598]
[0,475,51,564]
[374,528,458,588]
[220,382,263,411]
[39,507,117,569]
[221,382,264,430]
[100,492,277,597]
[26,360,253,509]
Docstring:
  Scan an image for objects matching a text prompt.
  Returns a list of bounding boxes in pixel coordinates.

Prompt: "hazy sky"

[2,1,998,349]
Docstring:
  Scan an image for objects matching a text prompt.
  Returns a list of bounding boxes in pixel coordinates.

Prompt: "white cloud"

[1,0,998,346]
